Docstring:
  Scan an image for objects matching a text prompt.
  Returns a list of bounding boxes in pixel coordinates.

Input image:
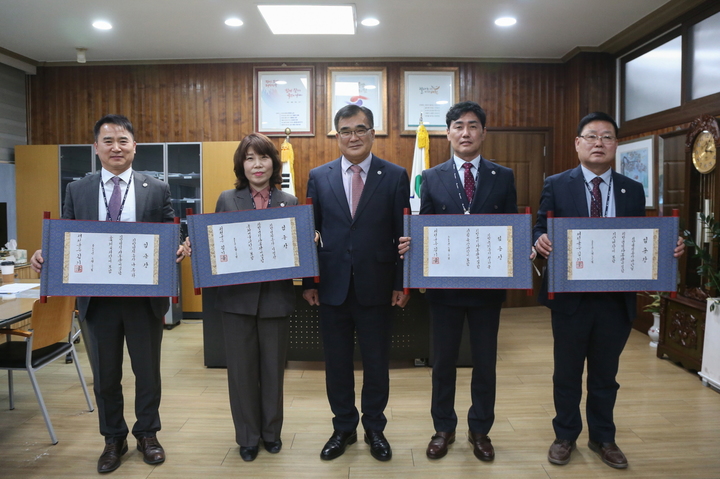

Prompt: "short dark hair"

[233,133,283,190]
[577,112,619,137]
[93,114,135,141]
[446,101,486,128]
[334,104,374,131]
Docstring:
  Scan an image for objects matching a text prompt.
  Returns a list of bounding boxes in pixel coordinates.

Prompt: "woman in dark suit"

[214,133,297,462]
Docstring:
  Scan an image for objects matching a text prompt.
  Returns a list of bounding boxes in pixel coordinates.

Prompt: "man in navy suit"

[400,101,518,461]
[302,105,410,462]
[533,111,684,469]
[31,115,189,473]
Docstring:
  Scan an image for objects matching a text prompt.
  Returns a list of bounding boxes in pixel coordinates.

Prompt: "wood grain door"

[481,130,548,307]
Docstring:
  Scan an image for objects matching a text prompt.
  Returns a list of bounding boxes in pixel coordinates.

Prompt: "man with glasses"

[533,111,684,469]
[303,104,410,462]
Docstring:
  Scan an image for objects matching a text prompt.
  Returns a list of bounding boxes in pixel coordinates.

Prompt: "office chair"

[0,296,94,444]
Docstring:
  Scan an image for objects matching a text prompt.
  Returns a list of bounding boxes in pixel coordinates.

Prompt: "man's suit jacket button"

[494,205,498,209]
[351,226,356,231]
[442,205,446,211]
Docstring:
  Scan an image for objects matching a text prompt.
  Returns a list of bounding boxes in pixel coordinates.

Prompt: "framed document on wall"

[615,135,656,209]
[254,66,315,136]
[327,67,387,136]
[401,67,459,135]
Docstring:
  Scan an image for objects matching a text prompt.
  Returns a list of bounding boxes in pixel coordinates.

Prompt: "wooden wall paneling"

[15,145,59,255]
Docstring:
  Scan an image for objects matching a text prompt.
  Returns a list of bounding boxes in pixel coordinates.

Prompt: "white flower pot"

[648,312,660,347]
[699,298,720,391]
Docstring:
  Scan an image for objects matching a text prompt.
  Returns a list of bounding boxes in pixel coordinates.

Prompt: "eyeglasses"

[579,134,617,145]
[338,128,371,139]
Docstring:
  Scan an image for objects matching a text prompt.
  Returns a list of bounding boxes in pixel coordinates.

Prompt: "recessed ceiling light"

[361,18,380,27]
[92,20,112,30]
[225,18,243,27]
[258,5,356,35]
[495,17,517,27]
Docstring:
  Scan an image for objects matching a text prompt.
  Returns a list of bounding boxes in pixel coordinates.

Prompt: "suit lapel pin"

[142,182,148,188]
[621,188,626,193]
[280,201,286,207]
[377,170,382,175]
[491,171,496,175]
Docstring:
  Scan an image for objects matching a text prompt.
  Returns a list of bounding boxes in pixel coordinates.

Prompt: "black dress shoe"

[263,439,282,454]
[137,436,165,465]
[364,430,392,461]
[320,430,357,460]
[240,446,259,462]
[97,439,128,473]
[468,431,494,461]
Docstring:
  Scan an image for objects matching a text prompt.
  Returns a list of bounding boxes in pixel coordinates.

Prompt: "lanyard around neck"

[101,174,132,221]
[452,162,480,214]
[251,187,272,209]
[584,175,613,218]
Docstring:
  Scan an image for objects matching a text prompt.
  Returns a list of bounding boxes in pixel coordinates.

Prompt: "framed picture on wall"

[327,67,387,136]
[254,66,315,136]
[401,67,459,135]
[615,135,656,209]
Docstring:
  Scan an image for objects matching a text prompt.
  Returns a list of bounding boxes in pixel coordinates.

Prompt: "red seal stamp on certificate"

[576,260,583,269]
[432,257,439,264]
[74,265,83,273]
[220,255,228,263]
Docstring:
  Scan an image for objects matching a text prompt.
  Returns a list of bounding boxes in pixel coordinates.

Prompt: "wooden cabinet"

[657,295,706,371]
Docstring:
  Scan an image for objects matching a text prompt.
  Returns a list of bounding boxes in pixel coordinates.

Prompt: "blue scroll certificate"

[403,213,532,290]
[187,205,319,288]
[40,219,181,298]
[546,216,678,293]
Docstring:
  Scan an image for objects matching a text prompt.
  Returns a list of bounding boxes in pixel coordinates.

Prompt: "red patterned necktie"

[462,162,474,204]
[590,176,603,217]
[108,176,122,221]
[350,164,364,218]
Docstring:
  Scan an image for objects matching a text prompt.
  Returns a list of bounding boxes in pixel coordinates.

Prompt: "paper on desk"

[0,283,40,293]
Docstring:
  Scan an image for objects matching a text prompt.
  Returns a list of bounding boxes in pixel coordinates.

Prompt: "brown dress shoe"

[426,431,455,459]
[137,436,166,465]
[547,438,576,465]
[468,431,494,461]
[97,439,128,473]
[588,440,628,469]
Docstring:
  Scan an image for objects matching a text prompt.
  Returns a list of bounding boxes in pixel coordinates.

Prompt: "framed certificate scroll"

[546,216,679,293]
[403,212,533,290]
[40,219,181,298]
[186,205,319,288]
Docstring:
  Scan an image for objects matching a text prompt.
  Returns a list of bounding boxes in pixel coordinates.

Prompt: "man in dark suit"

[400,101,518,461]
[31,114,188,473]
[533,111,684,469]
[302,105,410,462]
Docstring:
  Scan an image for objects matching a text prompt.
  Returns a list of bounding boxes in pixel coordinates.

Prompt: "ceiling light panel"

[258,5,356,35]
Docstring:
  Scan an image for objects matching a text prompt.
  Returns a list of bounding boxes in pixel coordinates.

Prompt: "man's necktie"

[108,176,122,221]
[463,162,475,204]
[590,176,603,217]
[350,165,364,218]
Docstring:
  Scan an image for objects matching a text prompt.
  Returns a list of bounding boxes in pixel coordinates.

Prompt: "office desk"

[0,280,41,329]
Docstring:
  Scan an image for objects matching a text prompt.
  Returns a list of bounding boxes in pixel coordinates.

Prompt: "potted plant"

[683,213,720,310]
[642,292,662,347]
[683,213,720,389]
